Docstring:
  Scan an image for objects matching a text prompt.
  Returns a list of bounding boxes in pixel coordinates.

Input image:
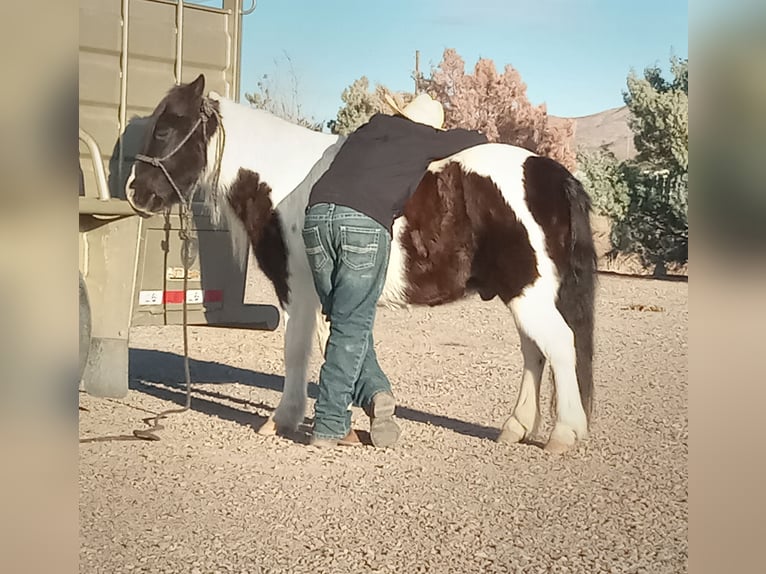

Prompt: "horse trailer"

[79,0,279,398]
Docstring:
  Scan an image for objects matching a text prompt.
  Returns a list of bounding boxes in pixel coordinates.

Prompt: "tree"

[419,49,576,170]
[575,146,630,221]
[244,52,323,132]
[611,56,688,268]
[610,165,688,269]
[623,56,688,174]
[327,76,395,135]
[578,56,688,270]
[329,48,575,170]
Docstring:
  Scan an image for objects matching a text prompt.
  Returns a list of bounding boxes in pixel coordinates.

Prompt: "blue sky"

[227,0,687,126]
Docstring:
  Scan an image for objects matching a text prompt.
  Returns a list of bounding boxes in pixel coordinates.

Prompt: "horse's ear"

[189,74,206,99]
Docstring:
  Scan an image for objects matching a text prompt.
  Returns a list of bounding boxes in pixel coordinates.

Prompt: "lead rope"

[133,197,195,441]
[132,98,225,441]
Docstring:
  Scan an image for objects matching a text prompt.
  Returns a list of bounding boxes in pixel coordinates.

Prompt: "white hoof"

[544,424,578,454]
[257,416,278,436]
[497,416,527,444]
[569,409,589,441]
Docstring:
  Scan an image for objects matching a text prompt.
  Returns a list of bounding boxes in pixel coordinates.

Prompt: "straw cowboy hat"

[383,92,445,130]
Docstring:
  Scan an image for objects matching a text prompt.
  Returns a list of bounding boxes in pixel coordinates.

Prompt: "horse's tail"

[556,174,597,422]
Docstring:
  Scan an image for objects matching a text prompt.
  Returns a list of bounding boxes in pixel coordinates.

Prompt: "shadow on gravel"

[597,270,688,283]
[129,348,292,395]
[393,406,499,441]
[126,349,502,443]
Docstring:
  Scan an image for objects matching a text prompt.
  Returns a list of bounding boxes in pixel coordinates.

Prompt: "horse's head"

[126,74,218,215]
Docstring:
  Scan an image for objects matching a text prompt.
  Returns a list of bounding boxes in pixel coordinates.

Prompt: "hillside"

[551,105,636,161]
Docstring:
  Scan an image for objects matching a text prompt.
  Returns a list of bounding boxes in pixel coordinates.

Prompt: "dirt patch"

[80,264,688,573]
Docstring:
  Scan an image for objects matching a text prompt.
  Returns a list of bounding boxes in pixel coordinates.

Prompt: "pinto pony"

[126,75,597,453]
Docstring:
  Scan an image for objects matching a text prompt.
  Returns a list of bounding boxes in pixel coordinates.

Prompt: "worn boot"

[309,428,362,448]
[368,392,401,448]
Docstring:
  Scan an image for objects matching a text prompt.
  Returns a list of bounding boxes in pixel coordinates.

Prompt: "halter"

[134,97,224,209]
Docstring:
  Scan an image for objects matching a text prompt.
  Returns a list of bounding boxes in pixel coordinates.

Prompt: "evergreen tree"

[615,56,689,267]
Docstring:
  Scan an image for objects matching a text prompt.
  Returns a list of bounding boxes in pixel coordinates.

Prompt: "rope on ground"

[133,201,194,441]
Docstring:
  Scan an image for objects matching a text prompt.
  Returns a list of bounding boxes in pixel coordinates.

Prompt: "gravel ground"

[79,264,688,574]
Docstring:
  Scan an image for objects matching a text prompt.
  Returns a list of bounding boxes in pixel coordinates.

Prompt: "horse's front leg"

[257,297,318,435]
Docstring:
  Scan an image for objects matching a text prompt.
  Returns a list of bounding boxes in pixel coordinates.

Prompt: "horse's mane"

[200,93,344,271]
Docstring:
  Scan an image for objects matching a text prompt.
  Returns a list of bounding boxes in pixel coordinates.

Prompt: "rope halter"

[134,98,220,209]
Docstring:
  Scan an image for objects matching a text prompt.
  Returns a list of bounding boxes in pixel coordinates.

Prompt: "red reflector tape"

[164,289,224,304]
[138,290,223,305]
[204,289,224,303]
[163,290,185,304]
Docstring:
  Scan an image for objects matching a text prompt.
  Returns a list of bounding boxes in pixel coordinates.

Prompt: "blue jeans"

[302,203,393,439]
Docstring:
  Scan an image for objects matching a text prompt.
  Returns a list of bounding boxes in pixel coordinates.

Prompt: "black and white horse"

[126,75,597,453]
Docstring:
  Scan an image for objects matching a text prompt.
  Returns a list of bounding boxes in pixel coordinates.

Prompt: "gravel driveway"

[79,266,688,573]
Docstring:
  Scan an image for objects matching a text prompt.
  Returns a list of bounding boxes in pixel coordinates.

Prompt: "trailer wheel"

[79,272,91,382]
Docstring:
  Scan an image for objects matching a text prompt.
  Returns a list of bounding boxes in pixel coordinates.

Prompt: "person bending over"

[303,93,488,448]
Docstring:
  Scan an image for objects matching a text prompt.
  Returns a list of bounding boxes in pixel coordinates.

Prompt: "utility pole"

[414,50,421,94]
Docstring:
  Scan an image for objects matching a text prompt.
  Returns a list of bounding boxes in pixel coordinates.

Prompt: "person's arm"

[427,127,489,161]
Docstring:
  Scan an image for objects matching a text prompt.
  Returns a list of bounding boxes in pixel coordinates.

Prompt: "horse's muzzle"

[125,164,160,217]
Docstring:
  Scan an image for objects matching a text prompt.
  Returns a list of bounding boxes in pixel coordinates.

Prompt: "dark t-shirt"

[308,114,488,233]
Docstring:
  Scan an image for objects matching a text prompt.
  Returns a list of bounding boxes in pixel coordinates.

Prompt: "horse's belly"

[378,215,471,308]
[378,217,410,308]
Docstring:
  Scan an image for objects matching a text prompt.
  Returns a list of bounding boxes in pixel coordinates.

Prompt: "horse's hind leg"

[508,287,588,453]
[497,332,544,444]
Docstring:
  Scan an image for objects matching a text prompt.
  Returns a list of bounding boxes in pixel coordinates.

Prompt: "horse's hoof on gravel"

[272,403,304,434]
[497,417,526,444]
[543,438,574,454]
[543,426,577,454]
[257,417,278,436]
[497,428,524,444]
